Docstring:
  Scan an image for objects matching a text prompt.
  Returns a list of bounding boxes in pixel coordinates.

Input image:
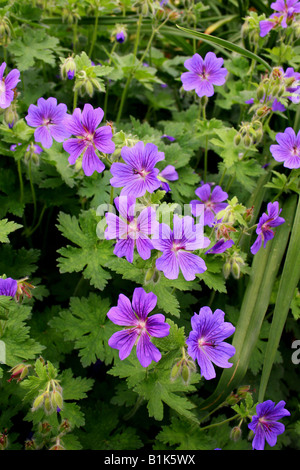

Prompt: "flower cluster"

[259,0,300,37]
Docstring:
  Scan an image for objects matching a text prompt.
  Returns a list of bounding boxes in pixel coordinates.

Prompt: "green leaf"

[56,210,113,291]
[176,26,272,72]
[8,29,60,71]
[49,294,115,367]
[0,219,22,243]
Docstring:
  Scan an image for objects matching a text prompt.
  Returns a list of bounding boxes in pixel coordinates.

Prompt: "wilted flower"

[248,400,290,450]
[0,277,17,297]
[270,127,300,169]
[0,62,20,109]
[25,97,70,149]
[63,104,115,176]
[107,287,170,367]
[181,52,227,98]
[186,306,235,380]
[251,201,285,255]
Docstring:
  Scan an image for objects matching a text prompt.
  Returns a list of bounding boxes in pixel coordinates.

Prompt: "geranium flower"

[186,306,235,380]
[0,62,20,109]
[181,52,227,98]
[107,287,170,367]
[110,141,165,197]
[158,165,178,192]
[205,238,234,254]
[190,183,228,227]
[63,103,115,176]
[25,97,70,149]
[248,400,290,450]
[270,127,300,169]
[259,0,300,36]
[151,214,210,281]
[251,201,285,255]
[105,196,158,263]
[0,277,18,297]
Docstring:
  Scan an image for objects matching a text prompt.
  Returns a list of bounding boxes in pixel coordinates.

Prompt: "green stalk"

[258,195,300,402]
[73,89,78,112]
[17,160,24,204]
[28,160,37,226]
[116,14,143,125]
[199,197,296,412]
[88,6,100,58]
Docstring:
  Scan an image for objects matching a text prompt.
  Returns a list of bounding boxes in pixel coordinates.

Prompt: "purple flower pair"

[152,214,210,281]
[190,183,228,227]
[105,196,158,263]
[107,287,170,367]
[181,52,227,98]
[0,62,20,109]
[270,127,300,169]
[259,0,300,37]
[251,201,285,255]
[248,400,290,450]
[0,277,18,297]
[186,306,235,380]
[110,141,165,197]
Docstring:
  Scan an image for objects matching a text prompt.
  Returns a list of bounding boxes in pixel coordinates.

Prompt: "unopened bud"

[234,133,241,146]
[4,105,18,128]
[230,426,242,442]
[285,76,296,87]
[85,80,94,97]
[237,385,251,399]
[223,261,231,279]
[32,394,45,412]
[231,261,241,279]
[8,363,30,383]
[44,395,53,415]
[181,364,190,384]
[243,134,251,147]
[170,362,181,381]
[256,86,265,101]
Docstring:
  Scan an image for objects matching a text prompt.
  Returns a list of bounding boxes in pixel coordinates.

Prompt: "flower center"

[84,132,94,143]
[198,337,215,348]
[128,220,139,239]
[199,69,209,80]
[42,118,53,127]
[171,242,184,253]
[292,146,300,157]
[205,200,215,211]
[134,168,149,179]
[0,80,5,96]
[137,320,147,334]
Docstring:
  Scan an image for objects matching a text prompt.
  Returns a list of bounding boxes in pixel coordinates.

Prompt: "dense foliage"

[0,0,299,451]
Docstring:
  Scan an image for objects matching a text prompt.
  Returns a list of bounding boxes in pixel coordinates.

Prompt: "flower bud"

[231,261,240,279]
[38,422,52,435]
[170,362,181,381]
[234,133,241,146]
[243,134,251,147]
[237,385,251,399]
[256,86,265,101]
[230,426,242,442]
[8,363,30,383]
[32,393,45,412]
[285,76,296,87]
[4,105,18,128]
[0,431,8,450]
[44,395,54,415]
[223,261,231,279]
[181,364,190,384]
[200,95,208,107]
[60,56,76,80]
[85,79,94,97]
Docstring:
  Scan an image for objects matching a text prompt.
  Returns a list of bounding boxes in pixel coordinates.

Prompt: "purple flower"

[251,201,285,255]
[161,134,175,142]
[259,0,300,36]
[190,184,228,227]
[205,238,234,254]
[158,165,178,192]
[270,127,300,169]
[151,214,210,281]
[67,70,75,80]
[107,287,170,367]
[25,97,70,149]
[181,52,227,98]
[0,277,18,297]
[10,142,43,155]
[248,400,290,450]
[116,31,125,43]
[105,196,158,263]
[0,62,20,109]
[63,103,115,176]
[186,306,235,380]
[110,141,165,197]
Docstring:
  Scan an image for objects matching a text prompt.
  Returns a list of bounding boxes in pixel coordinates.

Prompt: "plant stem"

[73,89,78,111]
[103,42,117,119]
[199,414,239,432]
[88,6,100,58]
[28,160,37,226]
[73,19,78,53]
[110,185,114,206]
[116,14,143,125]
[17,160,24,204]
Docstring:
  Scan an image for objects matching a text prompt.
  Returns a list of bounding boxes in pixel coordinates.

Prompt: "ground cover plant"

[0,0,299,451]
